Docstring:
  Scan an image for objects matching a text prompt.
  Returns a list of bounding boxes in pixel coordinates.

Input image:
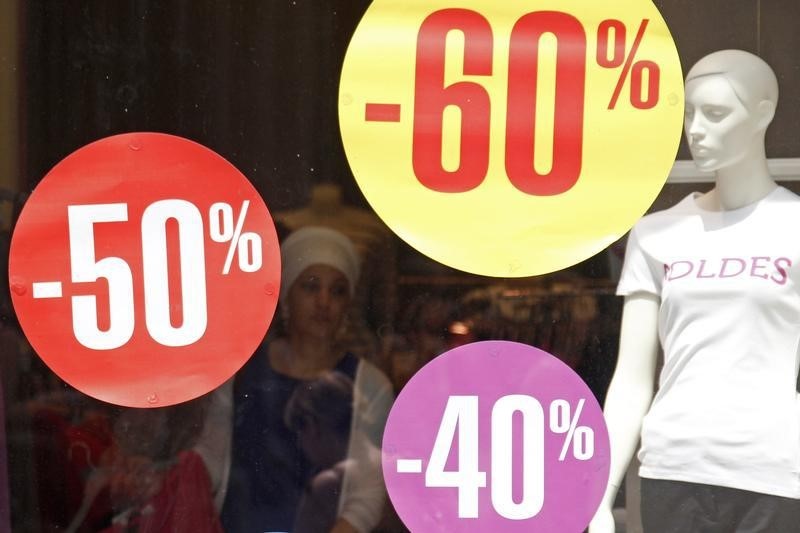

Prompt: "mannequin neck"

[700,144,776,211]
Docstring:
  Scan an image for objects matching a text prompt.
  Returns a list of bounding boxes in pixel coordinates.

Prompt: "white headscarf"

[279,226,360,301]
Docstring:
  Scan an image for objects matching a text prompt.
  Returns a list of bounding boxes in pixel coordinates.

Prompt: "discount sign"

[340,0,683,277]
[8,133,280,407]
[382,341,609,532]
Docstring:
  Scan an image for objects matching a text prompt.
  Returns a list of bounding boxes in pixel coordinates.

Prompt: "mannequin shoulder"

[628,195,698,241]
[748,186,800,226]
[770,185,800,208]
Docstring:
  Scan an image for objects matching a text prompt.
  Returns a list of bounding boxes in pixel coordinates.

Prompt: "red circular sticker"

[9,133,280,407]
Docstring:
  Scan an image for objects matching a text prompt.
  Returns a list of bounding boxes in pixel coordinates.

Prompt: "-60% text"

[411,11,660,195]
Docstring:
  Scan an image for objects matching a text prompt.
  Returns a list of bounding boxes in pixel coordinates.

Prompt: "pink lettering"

[750,256,770,279]
[719,258,746,278]
[697,259,716,279]
[667,261,693,281]
[666,256,792,285]
[772,257,792,285]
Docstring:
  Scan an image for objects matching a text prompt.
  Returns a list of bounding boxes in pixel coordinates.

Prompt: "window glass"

[3,2,800,532]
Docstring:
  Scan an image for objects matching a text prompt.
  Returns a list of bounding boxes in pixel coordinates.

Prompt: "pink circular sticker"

[382,340,609,532]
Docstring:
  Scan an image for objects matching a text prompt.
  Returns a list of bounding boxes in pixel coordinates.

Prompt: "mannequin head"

[684,50,778,171]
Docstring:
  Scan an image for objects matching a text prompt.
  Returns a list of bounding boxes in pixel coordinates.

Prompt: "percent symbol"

[549,398,595,461]
[597,18,660,110]
[209,201,264,275]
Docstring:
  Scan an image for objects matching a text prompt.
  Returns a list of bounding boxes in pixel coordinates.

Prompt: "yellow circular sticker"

[339,0,683,277]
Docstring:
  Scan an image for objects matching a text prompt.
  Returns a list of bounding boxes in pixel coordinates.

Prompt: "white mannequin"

[589,50,783,533]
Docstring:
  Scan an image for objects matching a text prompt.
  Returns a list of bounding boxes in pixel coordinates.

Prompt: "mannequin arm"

[589,292,660,533]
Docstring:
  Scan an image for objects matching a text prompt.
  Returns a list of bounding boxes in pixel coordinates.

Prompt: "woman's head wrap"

[279,226,360,301]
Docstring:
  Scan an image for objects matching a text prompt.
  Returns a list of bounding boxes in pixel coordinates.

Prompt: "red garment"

[101,450,222,533]
[32,405,113,530]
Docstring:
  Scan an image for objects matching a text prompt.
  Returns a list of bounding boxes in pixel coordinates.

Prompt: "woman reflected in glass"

[221,226,394,533]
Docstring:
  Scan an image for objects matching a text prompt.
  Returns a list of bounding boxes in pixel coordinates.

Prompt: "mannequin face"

[684,75,761,171]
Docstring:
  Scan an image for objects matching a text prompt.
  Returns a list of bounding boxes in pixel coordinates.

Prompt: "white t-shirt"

[618,186,800,498]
